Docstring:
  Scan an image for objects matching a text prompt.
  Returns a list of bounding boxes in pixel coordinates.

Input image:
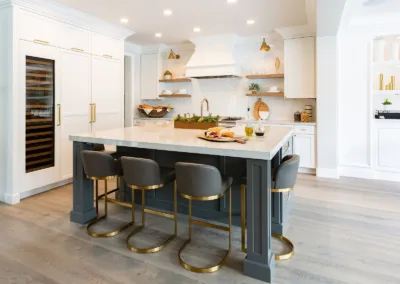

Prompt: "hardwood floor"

[0,174,399,284]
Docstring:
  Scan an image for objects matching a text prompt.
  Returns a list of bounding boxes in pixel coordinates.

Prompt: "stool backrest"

[121,157,161,187]
[93,144,105,151]
[176,162,223,197]
[273,155,300,189]
[81,150,120,178]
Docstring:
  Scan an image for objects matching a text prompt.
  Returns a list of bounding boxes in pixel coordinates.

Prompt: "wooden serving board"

[254,98,269,119]
[174,121,217,130]
[197,135,235,142]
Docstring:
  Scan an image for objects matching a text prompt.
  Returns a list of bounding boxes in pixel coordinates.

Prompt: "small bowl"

[255,131,265,137]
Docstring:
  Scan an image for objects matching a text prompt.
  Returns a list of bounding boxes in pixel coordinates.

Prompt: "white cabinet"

[140,53,160,100]
[60,49,92,180]
[376,126,400,171]
[293,133,315,168]
[59,24,91,53]
[91,32,122,60]
[91,55,123,131]
[284,37,315,99]
[19,9,59,46]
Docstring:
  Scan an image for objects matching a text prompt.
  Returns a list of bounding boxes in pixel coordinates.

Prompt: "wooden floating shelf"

[159,94,191,98]
[26,151,53,159]
[26,164,52,173]
[26,131,53,137]
[26,66,52,72]
[26,73,53,78]
[26,80,52,85]
[246,92,284,97]
[26,118,53,123]
[26,105,53,109]
[26,137,53,145]
[246,74,284,79]
[27,86,52,91]
[26,157,53,167]
[26,124,53,131]
[159,78,191,83]
[26,59,53,66]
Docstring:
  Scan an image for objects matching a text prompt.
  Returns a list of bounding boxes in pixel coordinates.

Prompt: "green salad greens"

[173,113,220,123]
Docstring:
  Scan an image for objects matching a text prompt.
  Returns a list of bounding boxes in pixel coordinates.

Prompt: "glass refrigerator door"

[25,56,56,173]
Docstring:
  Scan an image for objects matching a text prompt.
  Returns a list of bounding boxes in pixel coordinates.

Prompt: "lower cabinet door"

[293,134,315,168]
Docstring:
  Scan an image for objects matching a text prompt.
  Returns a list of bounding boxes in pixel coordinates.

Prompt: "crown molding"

[1,0,134,39]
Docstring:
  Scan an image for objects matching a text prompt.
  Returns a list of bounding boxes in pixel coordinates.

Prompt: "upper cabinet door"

[284,37,315,99]
[140,53,160,100]
[19,10,59,47]
[91,32,122,60]
[59,24,91,54]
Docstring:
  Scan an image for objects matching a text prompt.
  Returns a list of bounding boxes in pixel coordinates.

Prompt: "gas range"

[218,116,244,128]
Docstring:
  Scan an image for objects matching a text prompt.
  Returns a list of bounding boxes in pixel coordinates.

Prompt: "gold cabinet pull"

[93,103,97,122]
[71,47,84,52]
[33,39,49,45]
[57,104,61,126]
[89,103,93,123]
[103,54,113,59]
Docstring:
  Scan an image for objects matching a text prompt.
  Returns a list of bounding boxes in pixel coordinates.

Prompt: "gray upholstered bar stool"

[81,150,132,238]
[175,162,233,274]
[241,154,300,260]
[121,157,177,254]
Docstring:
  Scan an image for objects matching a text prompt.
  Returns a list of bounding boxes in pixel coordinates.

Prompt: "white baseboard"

[316,168,339,179]
[339,165,400,182]
[19,178,73,200]
[3,192,21,205]
[299,167,316,174]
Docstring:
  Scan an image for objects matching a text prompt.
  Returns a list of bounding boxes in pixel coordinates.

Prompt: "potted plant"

[382,98,392,111]
[164,70,172,80]
[249,83,261,94]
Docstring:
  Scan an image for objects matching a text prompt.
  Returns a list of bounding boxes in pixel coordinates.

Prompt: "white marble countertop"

[236,119,317,126]
[70,125,293,160]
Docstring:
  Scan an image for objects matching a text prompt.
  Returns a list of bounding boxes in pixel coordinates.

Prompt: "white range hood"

[185,35,242,78]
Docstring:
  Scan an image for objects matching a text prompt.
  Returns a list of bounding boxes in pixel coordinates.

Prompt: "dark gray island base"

[70,142,293,283]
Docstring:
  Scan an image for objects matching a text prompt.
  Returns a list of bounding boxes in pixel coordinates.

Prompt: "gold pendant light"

[260,38,270,51]
[168,49,180,60]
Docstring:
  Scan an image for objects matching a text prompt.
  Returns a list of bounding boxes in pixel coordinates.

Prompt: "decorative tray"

[197,135,236,142]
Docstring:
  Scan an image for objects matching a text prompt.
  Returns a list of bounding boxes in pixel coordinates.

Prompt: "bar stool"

[81,150,132,238]
[121,157,177,254]
[175,162,233,274]
[241,154,300,260]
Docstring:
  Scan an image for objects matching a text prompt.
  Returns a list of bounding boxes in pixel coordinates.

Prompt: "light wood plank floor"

[0,174,399,284]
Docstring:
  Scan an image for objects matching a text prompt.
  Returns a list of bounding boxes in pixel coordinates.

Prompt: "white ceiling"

[351,0,400,26]
[54,0,308,45]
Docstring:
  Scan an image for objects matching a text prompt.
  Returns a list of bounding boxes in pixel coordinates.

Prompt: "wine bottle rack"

[25,56,55,173]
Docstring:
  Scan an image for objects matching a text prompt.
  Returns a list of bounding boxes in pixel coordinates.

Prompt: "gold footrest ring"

[87,215,132,238]
[178,239,231,273]
[126,225,177,254]
[272,233,294,260]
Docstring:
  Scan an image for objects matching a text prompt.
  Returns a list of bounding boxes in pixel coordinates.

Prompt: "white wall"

[0,7,12,202]
[140,39,316,121]
[316,36,339,178]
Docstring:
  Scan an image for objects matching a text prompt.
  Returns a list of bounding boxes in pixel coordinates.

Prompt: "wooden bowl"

[138,108,171,118]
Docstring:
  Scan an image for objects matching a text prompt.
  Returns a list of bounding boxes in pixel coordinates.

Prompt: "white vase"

[164,75,172,80]
[383,104,390,111]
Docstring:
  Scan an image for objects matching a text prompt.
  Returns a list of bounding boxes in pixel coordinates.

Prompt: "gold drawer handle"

[71,47,84,52]
[57,104,61,126]
[33,39,49,45]
[89,103,93,123]
[93,103,97,122]
[103,54,113,59]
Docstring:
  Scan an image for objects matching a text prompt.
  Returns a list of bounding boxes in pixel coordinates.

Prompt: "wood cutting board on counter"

[253,98,270,120]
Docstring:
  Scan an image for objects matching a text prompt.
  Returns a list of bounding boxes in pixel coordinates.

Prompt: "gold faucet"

[200,98,209,117]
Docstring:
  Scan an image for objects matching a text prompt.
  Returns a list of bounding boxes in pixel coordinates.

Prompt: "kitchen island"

[69,124,293,283]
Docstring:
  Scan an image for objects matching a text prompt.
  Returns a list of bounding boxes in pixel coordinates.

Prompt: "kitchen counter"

[69,125,294,283]
[70,124,293,160]
[237,119,317,126]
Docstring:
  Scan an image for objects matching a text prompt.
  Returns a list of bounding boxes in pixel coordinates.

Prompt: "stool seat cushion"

[160,168,176,185]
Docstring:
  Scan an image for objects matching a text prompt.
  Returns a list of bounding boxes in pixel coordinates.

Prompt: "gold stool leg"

[126,185,177,254]
[178,188,232,273]
[87,179,132,238]
[240,184,294,260]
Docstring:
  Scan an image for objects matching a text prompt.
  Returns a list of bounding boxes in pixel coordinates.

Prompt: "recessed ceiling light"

[193,27,201,32]
[155,33,162,38]
[120,18,129,24]
[163,9,172,16]
[227,0,237,3]
[246,19,255,25]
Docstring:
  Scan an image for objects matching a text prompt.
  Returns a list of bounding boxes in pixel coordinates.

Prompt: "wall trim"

[3,192,20,205]
[339,165,400,182]
[299,167,316,175]
[4,0,134,39]
[19,178,72,200]
[316,167,339,179]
